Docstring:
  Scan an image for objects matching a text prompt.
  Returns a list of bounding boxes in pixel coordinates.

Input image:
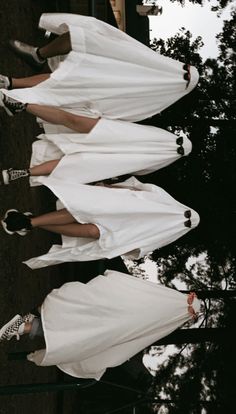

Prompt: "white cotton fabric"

[24,176,200,269]
[27,269,201,379]
[3,13,199,121]
[29,118,192,186]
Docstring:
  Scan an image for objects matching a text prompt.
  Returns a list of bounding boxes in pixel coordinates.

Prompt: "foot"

[0,74,11,89]
[1,168,30,185]
[9,40,46,69]
[1,209,33,236]
[0,91,27,116]
[0,313,35,342]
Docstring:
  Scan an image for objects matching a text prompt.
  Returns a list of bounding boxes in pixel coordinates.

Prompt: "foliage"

[169,0,233,14]
[145,11,236,266]
[132,12,236,413]
[144,0,233,10]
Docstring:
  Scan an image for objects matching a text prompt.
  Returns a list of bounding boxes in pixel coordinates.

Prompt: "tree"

[169,0,233,14]
[133,12,236,413]
[144,11,236,262]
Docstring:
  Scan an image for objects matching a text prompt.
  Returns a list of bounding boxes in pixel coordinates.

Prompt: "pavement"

[0,1,97,413]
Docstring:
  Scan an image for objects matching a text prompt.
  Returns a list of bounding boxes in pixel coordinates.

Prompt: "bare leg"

[27,104,99,133]
[39,32,72,59]
[1,160,60,185]
[31,208,76,227]
[11,73,50,89]
[1,32,70,90]
[40,223,100,238]
[30,160,60,176]
[31,208,100,238]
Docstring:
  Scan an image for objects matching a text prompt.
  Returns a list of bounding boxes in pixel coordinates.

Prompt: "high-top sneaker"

[0,313,35,342]
[0,92,27,116]
[1,168,30,185]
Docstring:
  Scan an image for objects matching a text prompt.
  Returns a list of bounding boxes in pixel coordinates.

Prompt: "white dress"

[27,269,201,380]
[24,176,200,269]
[3,13,199,121]
[30,118,192,186]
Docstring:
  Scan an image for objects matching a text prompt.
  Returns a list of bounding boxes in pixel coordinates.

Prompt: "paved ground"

[0,1,97,413]
[0,2,152,412]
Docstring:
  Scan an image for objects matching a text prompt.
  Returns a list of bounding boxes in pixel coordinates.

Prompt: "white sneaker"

[9,40,46,69]
[0,74,11,89]
[0,91,27,116]
[1,168,30,185]
[0,315,24,342]
[0,313,35,342]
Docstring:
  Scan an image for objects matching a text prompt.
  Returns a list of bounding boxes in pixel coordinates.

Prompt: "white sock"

[18,323,25,336]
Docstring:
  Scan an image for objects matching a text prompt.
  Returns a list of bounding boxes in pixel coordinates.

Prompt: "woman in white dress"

[0,103,191,186]
[0,13,199,122]
[1,175,200,269]
[0,269,200,380]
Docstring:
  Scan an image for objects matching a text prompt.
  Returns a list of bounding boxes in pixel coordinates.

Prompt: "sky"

[137,0,234,284]
[131,0,234,377]
[148,0,233,59]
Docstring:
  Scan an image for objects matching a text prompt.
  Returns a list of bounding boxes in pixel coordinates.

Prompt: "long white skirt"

[27,269,201,379]
[24,176,200,269]
[3,13,199,121]
[30,118,192,186]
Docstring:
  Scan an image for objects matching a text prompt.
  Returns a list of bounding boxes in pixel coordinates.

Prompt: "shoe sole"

[1,209,18,234]
[1,209,32,236]
[0,315,21,342]
[1,170,9,185]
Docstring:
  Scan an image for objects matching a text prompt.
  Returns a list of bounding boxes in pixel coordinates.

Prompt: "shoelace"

[1,317,24,341]
[8,169,29,181]
[23,313,35,323]
[1,314,34,342]
[3,96,25,111]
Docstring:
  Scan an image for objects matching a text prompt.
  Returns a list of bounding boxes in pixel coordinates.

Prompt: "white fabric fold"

[29,118,192,186]
[27,269,201,379]
[3,13,199,121]
[24,176,200,269]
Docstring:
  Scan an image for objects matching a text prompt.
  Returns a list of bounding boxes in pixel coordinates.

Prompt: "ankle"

[36,48,46,62]
[23,322,32,335]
